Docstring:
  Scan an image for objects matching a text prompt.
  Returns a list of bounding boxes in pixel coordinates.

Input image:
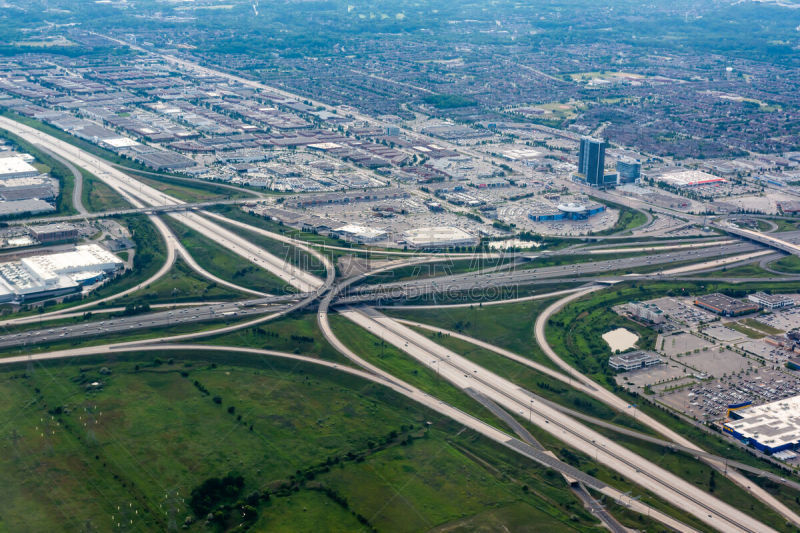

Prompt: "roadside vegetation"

[82,172,132,212]
[164,216,295,295]
[114,258,247,306]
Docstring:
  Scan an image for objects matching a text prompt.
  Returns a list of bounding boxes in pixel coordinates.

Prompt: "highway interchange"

[2,61,800,532]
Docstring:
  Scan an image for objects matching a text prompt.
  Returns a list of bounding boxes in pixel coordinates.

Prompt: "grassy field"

[82,172,132,212]
[205,311,349,364]
[384,297,562,371]
[770,255,800,273]
[0,353,605,532]
[133,174,226,203]
[696,262,775,278]
[588,197,648,236]
[210,216,328,277]
[164,216,295,295]
[114,258,247,306]
[770,219,800,232]
[741,318,784,335]
[727,322,765,339]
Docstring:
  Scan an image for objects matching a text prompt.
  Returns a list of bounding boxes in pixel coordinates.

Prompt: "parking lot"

[650,297,718,328]
[662,370,800,420]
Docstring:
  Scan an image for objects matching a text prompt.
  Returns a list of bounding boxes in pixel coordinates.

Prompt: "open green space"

[164,216,294,295]
[741,318,784,335]
[384,297,562,371]
[0,354,604,532]
[210,216,328,277]
[768,219,800,232]
[588,198,648,236]
[132,174,227,203]
[82,172,132,212]
[727,322,765,339]
[697,262,775,278]
[770,255,800,274]
[115,257,247,306]
[206,311,348,364]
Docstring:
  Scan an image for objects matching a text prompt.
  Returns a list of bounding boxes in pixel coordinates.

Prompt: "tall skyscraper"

[578,137,606,187]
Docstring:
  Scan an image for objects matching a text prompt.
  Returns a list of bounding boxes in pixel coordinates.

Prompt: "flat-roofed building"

[695,293,759,317]
[723,395,800,454]
[403,226,478,249]
[333,224,387,244]
[0,198,55,217]
[626,301,666,324]
[0,155,39,180]
[655,170,726,188]
[29,223,79,243]
[748,291,795,310]
[0,244,123,302]
[608,351,662,372]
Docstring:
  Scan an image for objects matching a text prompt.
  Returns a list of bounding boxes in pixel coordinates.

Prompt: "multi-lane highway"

[0,301,292,350]
[333,306,777,533]
[351,240,763,300]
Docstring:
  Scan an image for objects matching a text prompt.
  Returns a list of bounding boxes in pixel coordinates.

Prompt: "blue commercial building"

[723,395,800,454]
[616,157,641,183]
[529,202,606,222]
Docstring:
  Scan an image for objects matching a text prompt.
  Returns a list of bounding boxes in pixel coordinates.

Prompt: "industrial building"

[0,176,58,201]
[0,244,123,302]
[625,301,666,324]
[403,226,478,249]
[608,351,662,372]
[723,394,800,454]
[694,293,759,317]
[29,223,79,243]
[748,292,795,310]
[0,155,40,180]
[0,198,56,217]
[655,170,727,188]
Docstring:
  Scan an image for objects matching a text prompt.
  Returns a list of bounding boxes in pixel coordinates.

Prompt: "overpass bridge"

[4,198,259,226]
[716,223,800,257]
